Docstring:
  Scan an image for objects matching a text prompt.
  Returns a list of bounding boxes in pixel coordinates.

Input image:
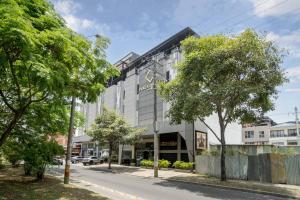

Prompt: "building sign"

[160,141,177,147]
[196,131,207,150]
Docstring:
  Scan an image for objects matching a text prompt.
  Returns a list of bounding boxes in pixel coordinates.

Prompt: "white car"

[82,156,103,166]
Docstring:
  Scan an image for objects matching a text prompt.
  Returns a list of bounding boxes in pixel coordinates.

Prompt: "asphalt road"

[49,164,291,200]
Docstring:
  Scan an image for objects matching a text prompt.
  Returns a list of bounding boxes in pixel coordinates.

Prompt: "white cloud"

[286,66,300,82]
[53,0,80,15]
[250,0,300,19]
[266,29,300,58]
[285,88,300,93]
[52,0,109,34]
[97,4,104,12]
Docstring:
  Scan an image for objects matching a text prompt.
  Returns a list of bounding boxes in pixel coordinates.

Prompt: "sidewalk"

[89,164,300,199]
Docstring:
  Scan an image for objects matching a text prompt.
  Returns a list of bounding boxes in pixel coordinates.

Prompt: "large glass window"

[270,130,285,137]
[245,131,254,138]
[288,129,297,136]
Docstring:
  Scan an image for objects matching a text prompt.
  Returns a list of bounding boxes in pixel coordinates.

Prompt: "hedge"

[172,161,194,170]
[140,159,171,168]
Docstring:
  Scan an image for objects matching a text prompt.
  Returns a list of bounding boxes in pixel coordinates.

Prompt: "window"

[270,130,285,137]
[272,142,284,146]
[123,90,125,99]
[287,141,298,146]
[245,131,254,138]
[259,131,265,138]
[166,71,170,82]
[288,129,297,137]
[137,84,139,94]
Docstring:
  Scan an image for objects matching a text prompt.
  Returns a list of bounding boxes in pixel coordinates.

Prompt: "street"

[48,164,290,200]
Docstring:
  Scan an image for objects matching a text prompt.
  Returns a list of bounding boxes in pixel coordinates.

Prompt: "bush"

[158,159,171,168]
[140,159,154,168]
[172,161,194,170]
[23,139,64,180]
[2,140,23,167]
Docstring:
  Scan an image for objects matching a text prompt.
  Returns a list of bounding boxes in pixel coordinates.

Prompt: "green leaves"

[0,0,118,146]
[88,108,144,147]
[160,29,287,126]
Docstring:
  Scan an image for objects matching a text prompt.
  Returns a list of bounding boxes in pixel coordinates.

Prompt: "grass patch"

[0,166,109,200]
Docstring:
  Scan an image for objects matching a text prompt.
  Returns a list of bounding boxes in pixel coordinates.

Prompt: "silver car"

[82,156,103,166]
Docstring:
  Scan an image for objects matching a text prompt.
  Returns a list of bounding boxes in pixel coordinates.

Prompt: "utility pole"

[295,107,299,136]
[153,61,159,178]
[64,96,76,184]
[139,57,164,178]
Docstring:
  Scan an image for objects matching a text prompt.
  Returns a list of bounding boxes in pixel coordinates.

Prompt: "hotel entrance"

[135,132,189,165]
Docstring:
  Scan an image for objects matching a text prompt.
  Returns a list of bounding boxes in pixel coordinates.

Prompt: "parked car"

[71,156,84,164]
[53,156,63,165]
[82,156,103,166]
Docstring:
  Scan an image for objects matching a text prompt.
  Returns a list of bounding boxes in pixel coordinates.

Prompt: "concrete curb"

[165,177,300,199]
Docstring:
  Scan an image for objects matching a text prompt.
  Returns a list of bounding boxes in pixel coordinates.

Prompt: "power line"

[209,0,288,33]
[206,0,271,32]
[253,6,300,30]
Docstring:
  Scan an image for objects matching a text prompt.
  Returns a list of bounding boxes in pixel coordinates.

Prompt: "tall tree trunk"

[108,143,112,169]
[0,111,24,147]
[64,96,76,184]
[220,127,226,181]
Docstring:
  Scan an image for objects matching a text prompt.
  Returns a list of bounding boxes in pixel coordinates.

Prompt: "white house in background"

[242,116,300,146]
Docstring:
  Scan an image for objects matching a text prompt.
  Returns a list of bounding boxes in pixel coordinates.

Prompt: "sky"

[50,0,300,124]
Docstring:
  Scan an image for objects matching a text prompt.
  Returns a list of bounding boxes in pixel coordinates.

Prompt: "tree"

[4,136,64,180]
[0,0,74,146]
[62,34,119,184]
[159,29,287,181]
[88,108,144,169]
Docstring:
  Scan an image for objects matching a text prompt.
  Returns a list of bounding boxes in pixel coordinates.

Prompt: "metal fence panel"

[247,155,260,181]
[258,154,272,183]
[270,154,286,184]
[285,155,300,185]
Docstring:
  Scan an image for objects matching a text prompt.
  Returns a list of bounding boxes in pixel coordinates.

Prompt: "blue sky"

[51,0,300,123]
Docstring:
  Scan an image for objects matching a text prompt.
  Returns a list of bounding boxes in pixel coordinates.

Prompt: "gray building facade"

[74,27,208,163]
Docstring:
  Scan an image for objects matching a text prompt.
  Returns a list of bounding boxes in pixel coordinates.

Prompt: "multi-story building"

[74,27,241,163]
[242,117,300,146]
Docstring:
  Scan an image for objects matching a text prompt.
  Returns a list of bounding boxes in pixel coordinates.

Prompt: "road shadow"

[87,164,145,174]
[152,177,292,200]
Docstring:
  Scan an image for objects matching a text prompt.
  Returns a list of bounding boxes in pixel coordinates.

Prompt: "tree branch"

[0,90,17,113]
[198,117,221,143]
[8,60,21,102]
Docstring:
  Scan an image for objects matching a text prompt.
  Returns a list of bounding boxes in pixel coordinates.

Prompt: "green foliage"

[0,0,119,146]
[88,108,144,168]
[2,140,23,166]
[160,29,286,180]
[159,28,287,129]
[23,139,64,179]
[88,108,144,147]
[172,161,194,170]
[2,136,64,179]
[140,160,154,168]
[158,159,171,168]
